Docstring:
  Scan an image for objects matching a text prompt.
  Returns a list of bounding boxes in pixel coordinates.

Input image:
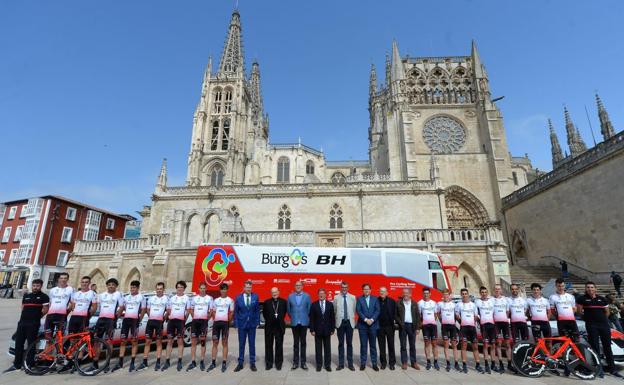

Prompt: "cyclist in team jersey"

[550,278,579,342]
[491,284,511,373]
[94,278,124,371]
[208,283,234,372]
[112,280,145,372]
[526,283,552,349]
[162,280,190,371]
[68,276,97,334]
[507,283,528,373]
[418,288,439,370]
[436,289,460,372]
[455,288,482,373]
[475,286,497,373]
[44,272,73,339]
[136,282,169,371]
[187,282,214,371]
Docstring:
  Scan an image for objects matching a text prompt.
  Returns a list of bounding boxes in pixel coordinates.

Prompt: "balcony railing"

[73,233,169,255]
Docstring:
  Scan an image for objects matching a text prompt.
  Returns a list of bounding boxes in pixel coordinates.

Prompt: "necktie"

[343,295,348,321]
[246,294,250,307]
[365,296,369,307]
[321,301,325,314]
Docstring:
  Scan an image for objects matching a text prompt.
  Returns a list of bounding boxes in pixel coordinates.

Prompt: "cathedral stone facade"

[67,10,535,293]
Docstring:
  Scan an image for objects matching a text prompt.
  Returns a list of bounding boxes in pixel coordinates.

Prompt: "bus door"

[428,260,449,291]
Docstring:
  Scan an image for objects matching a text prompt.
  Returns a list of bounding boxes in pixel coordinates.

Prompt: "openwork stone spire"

[596,94,615,140]
[157,158,167,190]
[391,40,405,81]
[218,10,244,76]
[564,107,587,157]
[369,63,377,96]
[548,119,564,168]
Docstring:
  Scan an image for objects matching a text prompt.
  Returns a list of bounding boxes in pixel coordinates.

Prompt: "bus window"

[431,272,448,291]
[428,261,442,270]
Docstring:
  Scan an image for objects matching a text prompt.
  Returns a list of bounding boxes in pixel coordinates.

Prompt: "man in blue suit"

[287,281,311,370]
[356,283,380,371]
[234,280,260,372]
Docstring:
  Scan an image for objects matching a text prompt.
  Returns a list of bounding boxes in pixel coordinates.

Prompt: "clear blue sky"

[1,1,622,215]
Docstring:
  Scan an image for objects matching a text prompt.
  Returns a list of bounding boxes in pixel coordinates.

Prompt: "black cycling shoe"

[485,364,491,374]
[445,362,451,372]
[475,363,484,373]
[129,362,135,372]
[462,363,468,373]
[111,363,122,372]
[221,362,227,372]
[154,361,161,371]
[187,361,196,371]
[207,362,216,372]
[199,361,205,371]
[177,360,183,371]
[136,362,148,371]
[161,361,170,371]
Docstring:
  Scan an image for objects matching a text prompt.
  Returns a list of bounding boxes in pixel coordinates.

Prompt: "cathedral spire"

[250,60,263,116]
[218,10,244,76]
[369,63,378,96]
[156,158,167,191]
[391,40,405,81]
[596,93,615,140]
[564,107,587,157]
[548,119,564,168]
[471,39,485,78]
[385,53,391,88]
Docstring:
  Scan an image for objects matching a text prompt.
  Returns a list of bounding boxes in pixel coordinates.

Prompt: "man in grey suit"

[333,281,356,371]
[287,281,311,370]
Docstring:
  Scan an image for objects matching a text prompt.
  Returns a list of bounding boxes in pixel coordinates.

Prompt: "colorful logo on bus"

[290,248,306,266]
[201,248,236,286]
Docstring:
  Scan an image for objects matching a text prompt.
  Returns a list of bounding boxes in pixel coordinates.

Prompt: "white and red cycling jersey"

[475,297,495,325]
[98,291,124,319]
[48,286,74,315]
[492,296,510,322]
[168,294,190,320]
[191,294,213,320]
[509,296,528,323]
[437,301,456,325]
[417,299,437,325]
[527,296,550,322]
[212,296,234,322]
[455,301,477,327]
[147,295,169,321]
[71,289,96,316]
[123,293,145,319]
[549,292,576,321]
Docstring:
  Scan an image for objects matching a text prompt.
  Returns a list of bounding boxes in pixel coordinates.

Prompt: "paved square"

[0,299,620,385]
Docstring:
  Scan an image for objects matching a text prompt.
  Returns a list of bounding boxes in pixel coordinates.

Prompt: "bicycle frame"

[530,336,586,365]
[40,330,94,361]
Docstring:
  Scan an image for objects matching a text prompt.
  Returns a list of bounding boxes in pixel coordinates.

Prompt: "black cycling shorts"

[95,317,115,340]
[495,321,510,341]
[212,321,230,341]
[120,318,139,340]
[422,324,438,340]
[68,315,89,333]
[145,319,164,340]
[460,325,478,343]
[44,314,67,335]
[556,320,579,341]
[441,324,459,342]
[480,323,497,344]
[531,320,552,340]
[191,319,209,338]
[511,322,529,342]
[167,319,185,338]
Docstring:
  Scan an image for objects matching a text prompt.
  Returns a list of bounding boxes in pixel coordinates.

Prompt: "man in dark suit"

[377,286,397,370]
[262,287,287,370]
[309,288,335,372]
[356,283,380,371]
[396,288,421,370]
[233,280,260,372]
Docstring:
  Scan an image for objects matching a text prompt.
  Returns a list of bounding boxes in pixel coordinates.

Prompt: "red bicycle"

[512,335,600,379]
[23,328,112,376]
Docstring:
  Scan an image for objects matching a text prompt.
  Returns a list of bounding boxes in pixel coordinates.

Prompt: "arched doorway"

[444,186,489,228]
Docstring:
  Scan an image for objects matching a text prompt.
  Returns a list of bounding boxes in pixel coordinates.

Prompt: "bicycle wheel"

[512,341,546,377]
[564,343,600,380]
[73,337,112,376]
[23,337,58,376]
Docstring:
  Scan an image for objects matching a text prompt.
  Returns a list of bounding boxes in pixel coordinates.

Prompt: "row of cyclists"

[4,273,621,378]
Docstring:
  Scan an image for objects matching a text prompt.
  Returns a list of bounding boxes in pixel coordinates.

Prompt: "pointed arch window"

[222,119,230,150]
[213,89,222,114]
[224,88,233,114]
[306,160,315,175]
[277,204,291,230]
[210,121,220,150]
[210,165,224,187]
[277,157,290,183]
[329,203,343,229]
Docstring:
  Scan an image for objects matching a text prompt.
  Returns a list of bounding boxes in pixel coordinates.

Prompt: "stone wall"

[502,132,624,282]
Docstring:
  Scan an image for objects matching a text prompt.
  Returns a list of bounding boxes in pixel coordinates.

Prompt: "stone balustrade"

[73,233,169,255]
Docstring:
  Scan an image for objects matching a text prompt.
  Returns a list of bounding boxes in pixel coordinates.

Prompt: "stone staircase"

[509,264,615,297]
